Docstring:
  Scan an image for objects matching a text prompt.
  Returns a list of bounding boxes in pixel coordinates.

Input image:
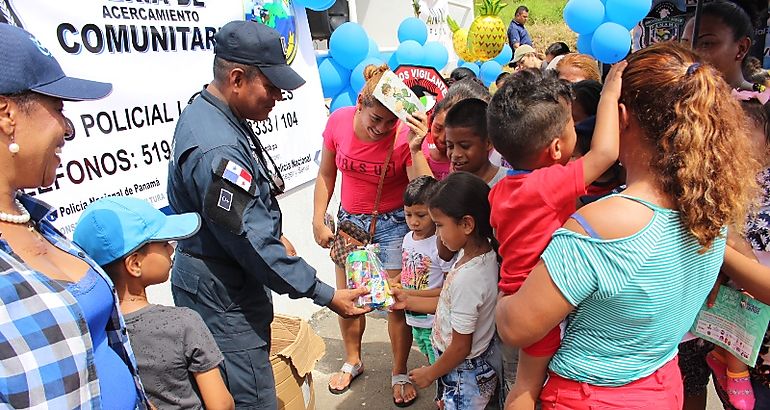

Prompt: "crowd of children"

[51,3,770,408]
[377,19,770,410]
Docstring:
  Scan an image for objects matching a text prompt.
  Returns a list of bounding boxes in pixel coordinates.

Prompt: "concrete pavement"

[309,309,725,410]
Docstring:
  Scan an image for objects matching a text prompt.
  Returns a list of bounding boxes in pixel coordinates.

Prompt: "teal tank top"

[543,194,725,386]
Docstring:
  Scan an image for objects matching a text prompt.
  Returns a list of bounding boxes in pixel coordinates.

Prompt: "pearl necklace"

[0,199,31,224]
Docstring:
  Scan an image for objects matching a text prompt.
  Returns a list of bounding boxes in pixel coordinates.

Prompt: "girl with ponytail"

[495,42,759,409]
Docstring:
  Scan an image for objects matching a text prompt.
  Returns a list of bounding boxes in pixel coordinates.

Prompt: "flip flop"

[328,362,364,395]
[392,374,418,408]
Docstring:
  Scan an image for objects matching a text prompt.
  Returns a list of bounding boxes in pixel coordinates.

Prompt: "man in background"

[507,5,532,50]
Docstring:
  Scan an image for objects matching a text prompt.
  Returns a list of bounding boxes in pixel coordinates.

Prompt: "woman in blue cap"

[0,24,151,409]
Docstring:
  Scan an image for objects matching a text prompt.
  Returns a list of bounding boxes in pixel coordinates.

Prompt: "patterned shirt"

[745,167,770,252]
[0,193,149,409]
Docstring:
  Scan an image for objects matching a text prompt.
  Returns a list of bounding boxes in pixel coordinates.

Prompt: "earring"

[8,136,19,154]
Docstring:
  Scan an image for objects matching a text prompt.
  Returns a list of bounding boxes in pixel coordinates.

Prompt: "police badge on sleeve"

[205,158,257,234]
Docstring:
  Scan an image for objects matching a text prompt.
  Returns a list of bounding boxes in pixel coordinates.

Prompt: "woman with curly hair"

[495,42,759,409]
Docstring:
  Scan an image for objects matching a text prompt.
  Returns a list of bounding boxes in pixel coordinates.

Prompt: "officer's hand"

[328,288,372,318]
[280,235,297,257]
[313,222,335,248]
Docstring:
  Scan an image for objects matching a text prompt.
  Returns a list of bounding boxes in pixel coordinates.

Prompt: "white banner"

[418,0,456,69]
[7,0,326,236]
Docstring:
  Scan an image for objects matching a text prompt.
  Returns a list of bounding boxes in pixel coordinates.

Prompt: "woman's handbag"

[329,134,397,268]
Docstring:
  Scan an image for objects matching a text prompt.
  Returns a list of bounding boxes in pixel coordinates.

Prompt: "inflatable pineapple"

[447,16,476,62]
[468,0,508,61]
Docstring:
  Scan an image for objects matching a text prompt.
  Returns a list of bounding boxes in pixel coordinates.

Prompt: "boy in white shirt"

[401,176,456,361]
[390,176,455,406]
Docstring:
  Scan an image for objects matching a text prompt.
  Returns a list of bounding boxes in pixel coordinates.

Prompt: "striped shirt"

[543,194,725,386]
[0,193,149,408]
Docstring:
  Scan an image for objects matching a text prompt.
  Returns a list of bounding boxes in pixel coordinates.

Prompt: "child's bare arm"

[408,330,472,388]
[581,61,626,186]
[193,367,235,410]
[391,288,439,314]
[403,287,442,298]
[721,246,770,305]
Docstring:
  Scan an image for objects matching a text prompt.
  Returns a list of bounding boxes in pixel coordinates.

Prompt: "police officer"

[167,20,370,409]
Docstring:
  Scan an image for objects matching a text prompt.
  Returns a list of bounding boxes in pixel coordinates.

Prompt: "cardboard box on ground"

[270,315,326,410]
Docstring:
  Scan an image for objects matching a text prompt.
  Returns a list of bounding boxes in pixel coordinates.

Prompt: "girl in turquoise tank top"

[495,42,761,409]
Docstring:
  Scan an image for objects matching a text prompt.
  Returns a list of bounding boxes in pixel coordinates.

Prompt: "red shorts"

[522,325,561,357]
[539,356,683,410]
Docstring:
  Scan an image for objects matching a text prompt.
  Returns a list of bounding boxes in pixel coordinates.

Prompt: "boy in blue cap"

[74,197,234,410]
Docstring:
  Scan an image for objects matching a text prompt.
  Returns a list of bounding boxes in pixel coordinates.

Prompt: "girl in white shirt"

[395,172,500,410]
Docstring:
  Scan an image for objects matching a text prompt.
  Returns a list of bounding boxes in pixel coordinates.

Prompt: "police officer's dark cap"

[215,20,306,91]
[0,24,112,100]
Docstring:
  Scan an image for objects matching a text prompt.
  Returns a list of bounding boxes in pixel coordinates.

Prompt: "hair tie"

[686,62,701,76]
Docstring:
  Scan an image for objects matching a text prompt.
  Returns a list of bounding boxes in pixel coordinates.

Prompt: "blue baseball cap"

[0,24,112,100]
[73,197,201,266]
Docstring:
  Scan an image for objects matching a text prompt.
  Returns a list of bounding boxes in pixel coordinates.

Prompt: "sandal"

[328,362,364,395]
[392,374,418,408]
[726,370,755,410]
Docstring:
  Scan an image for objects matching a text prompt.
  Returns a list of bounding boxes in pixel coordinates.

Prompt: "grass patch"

[474,0,576,53]
[475,0,567,25]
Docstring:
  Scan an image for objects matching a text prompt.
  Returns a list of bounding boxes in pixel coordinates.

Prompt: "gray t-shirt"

[488,166,509,188]
[124,304,224,410]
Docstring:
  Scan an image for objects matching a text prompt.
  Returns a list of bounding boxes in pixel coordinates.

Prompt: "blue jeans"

[338,207,409,270]
[437,345,499,410]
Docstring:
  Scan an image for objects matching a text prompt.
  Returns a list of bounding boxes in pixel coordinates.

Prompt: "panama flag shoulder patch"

[220,160,254,193]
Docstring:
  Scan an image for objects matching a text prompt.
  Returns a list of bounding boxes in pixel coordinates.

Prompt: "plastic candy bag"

[345,245,394,309]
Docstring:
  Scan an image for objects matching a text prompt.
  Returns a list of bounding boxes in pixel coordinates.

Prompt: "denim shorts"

[436,344,498,410]
[338,207,409,270]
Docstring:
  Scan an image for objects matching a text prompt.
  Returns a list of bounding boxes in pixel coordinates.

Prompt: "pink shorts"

[539,356,683,410]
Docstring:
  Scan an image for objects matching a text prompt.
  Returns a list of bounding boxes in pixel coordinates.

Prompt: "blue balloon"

[387,52,400,70]
[461,62,480,76]
[563,0,606,35]
[591,22,631,64]
[330,87,358,112]
[318,57,351,99]
[396,40,424,66]
[605,0,652,30]
[457,59,466,67]
[329,22,369,70]
[351,57,385,93]
[479,61,503,87]
[493,44,514,66]
[398,17,428,45]
[366,37,381,60]
[422,41,449,70]
[306,0,336,12]
[576,33,594,55]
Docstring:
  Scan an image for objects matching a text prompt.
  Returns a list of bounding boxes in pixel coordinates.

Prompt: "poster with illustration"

[374,71,426,121]
[692,286,770,366]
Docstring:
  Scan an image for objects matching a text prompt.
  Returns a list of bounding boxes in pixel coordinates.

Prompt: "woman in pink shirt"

[312,64,433,404]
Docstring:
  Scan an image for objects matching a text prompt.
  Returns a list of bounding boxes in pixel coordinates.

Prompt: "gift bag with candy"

[345,245,394,309]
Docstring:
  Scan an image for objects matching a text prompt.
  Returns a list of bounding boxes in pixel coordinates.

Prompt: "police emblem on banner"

[244,0,298,64]
[638,2,688,50]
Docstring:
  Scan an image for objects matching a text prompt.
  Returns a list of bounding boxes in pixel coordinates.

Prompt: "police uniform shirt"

[167,88,334,350]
